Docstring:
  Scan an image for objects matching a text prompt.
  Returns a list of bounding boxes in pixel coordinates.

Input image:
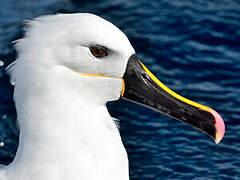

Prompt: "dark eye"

[89,46,108,58]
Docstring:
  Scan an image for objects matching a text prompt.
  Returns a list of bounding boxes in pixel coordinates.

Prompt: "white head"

[9,13,135,105]
[7,13,225,144]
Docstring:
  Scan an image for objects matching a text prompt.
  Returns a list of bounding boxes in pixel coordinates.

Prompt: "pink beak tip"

[209,110,225,144]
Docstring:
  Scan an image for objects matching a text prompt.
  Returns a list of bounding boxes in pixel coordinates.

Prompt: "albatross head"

[9,13,224,144]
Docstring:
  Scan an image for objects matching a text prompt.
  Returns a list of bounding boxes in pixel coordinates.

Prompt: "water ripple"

[1,0,240,179]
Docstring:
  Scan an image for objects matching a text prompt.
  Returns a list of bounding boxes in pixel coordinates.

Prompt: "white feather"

[1,13,135,180]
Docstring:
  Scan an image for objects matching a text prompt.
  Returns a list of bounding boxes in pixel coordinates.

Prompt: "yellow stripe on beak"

[138,61,213,112]
[121,79,125,97]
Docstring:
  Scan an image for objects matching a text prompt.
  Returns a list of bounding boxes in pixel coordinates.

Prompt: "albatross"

[0,13,225,180]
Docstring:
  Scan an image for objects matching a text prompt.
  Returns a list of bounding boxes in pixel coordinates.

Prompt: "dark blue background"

[0,0,240,179]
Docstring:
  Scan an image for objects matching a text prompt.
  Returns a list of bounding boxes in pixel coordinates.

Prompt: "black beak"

[121,54,225,144]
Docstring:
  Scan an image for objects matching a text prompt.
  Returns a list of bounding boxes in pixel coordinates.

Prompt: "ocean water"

[0,0,240,179]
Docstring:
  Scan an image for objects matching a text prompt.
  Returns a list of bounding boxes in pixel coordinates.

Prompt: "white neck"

[7,65,129,180]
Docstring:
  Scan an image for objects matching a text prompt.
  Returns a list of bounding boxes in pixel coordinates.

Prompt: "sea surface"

[0,0,240,179]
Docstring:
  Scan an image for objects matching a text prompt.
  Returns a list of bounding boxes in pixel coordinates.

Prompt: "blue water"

[0,0,240,179]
